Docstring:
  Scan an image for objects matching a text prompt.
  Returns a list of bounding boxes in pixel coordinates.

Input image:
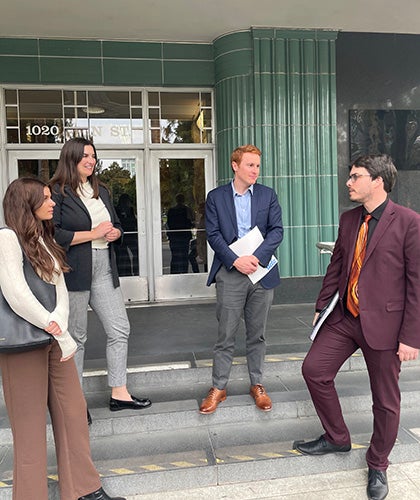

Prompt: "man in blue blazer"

[199,145,283,414]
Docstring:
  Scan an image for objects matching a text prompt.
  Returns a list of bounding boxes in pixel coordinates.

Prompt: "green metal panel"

[214,49,252,82]
[103,58,163,85]
[0,38,38,55]
[0,38,214,87]
[0,56,40,83]
[40,57,102,85]
[164,60,214,86]
[252,28,276,39]
[214,28,339,278]
[214,31,252,58]
[214,31,255,183]
[103,41,161,59]
[39,39,101,57]
[302,39,316,74]
[163,43,213,60]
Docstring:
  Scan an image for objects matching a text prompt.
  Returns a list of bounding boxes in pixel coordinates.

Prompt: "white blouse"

[77,182,110,249]
[0,228,76,359]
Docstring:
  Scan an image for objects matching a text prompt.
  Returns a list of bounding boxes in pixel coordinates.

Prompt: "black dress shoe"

[367,468,388,500]
[295,435,351,455]
[78,486,126,499]
[109,395,152,411]
[87,408,92,426]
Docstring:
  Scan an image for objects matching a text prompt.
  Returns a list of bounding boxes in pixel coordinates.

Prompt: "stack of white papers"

[229,226,278,284]
[309,291,339,341]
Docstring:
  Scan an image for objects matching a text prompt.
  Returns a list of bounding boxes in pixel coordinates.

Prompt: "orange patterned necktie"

[347,214,372,317]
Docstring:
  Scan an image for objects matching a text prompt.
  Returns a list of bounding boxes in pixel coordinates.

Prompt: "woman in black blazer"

[50,138,151,420]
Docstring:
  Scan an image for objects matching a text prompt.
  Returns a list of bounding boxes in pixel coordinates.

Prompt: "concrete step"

[82,350,370,394]
[1,360,420,444]
[83,350,420,394]
[1,356,420,498]
[1,408,420,499]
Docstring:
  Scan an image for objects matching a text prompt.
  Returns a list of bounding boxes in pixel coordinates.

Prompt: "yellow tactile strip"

[214,440,373,465]
[196,352,363,368]
[0,438,372,489]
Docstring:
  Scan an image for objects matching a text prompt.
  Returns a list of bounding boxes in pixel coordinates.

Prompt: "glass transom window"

[4,89,213,145]
[5,89,143,145]
[148,91,212,144]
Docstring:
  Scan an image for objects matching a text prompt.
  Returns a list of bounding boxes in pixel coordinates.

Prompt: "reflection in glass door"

[160,158,207,275]
[16,157,58,181]
[97,157,139,277]
[96,152,148,303]
[151,150,215,301]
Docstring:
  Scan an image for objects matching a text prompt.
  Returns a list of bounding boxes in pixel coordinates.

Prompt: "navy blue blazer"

[51,184,123,292]
[205,182,283,289]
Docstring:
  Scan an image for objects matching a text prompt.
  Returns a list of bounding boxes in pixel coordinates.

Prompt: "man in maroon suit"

[295,155,420,500]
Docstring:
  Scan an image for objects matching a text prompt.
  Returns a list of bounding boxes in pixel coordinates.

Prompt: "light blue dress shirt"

[232,181,254,238]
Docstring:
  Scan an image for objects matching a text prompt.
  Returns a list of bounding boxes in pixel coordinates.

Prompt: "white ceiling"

[2,0,420,43]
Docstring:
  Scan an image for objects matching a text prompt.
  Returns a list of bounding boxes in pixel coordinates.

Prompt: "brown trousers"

[0,340,101,500]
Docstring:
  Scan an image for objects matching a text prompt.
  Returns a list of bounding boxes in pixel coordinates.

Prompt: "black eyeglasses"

[347,173,371,183]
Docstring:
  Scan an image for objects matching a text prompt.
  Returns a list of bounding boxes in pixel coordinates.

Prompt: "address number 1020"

[26,125,60,136]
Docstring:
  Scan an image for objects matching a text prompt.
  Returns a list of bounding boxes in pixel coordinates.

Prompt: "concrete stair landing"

[1,352,420,499]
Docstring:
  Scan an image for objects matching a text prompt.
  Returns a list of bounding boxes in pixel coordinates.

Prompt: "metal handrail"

[316,241,335,255]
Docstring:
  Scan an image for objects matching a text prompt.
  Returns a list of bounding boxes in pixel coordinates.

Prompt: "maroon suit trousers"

[302,312,401,470]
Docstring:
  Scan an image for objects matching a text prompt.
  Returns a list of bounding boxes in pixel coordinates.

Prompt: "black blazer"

[51,184,123,292]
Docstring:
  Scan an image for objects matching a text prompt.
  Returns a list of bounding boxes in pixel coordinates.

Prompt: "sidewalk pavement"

[126,460,420,499]
[85,300,315,369]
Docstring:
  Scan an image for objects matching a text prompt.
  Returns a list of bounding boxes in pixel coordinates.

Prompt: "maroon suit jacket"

[317,200,420,350]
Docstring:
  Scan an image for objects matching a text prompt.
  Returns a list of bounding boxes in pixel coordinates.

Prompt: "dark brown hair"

[3,178,69,280]
[352,154,397,193]
[49,137,101,198]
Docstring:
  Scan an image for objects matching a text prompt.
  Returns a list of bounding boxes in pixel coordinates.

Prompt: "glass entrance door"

[96,151,147,302]
[7,149,148,303]
[150,150,215,301]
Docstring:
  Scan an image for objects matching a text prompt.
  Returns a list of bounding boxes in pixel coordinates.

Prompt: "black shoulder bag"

[0,237,56,353]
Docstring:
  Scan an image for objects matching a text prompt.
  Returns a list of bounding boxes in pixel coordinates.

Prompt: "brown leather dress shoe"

[199,387,227,414]
[250,384,272,411]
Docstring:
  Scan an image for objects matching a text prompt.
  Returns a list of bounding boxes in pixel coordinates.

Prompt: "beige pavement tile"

[408,478,420,490]
[386,479,420,499]
[126,471,365,499]
[391,460,420,480]
[126,462,420,500]
[274,486,367,499]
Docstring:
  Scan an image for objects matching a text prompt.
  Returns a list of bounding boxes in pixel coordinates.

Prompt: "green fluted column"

[214,31,254,182]
[213,29,339,278]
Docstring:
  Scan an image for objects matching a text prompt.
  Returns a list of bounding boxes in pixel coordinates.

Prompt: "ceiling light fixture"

[82,106,105,114]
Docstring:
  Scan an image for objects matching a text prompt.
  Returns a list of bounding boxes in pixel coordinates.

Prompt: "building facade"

[1,29,418,304]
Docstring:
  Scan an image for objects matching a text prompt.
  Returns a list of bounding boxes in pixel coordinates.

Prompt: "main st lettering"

[90,125,130,137]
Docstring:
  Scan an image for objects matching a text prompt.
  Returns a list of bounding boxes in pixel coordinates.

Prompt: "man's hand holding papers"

[229,226,278,285]
[309,291,339,341]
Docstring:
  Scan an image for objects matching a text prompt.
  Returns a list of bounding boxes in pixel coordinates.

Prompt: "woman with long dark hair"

[0,177,124,500]
[50,138,151,417]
